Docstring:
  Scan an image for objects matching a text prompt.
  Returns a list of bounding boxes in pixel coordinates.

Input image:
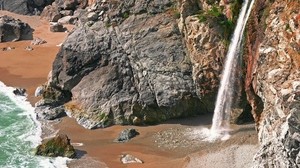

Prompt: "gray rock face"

[0,15,33,42]
[35,105,66,120]
[0,0,54,15]
[46,0,204,129]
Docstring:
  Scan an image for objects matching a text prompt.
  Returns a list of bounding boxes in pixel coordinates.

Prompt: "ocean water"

[0,82,69,168]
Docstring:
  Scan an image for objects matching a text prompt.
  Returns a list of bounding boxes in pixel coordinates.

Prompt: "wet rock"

[0,15,33,42]
[120,154,143,164]
[35,134,76,158]
[13,88,26,96]
[31,37,47,45]
[35,105,66,120]
[114,128,139,143]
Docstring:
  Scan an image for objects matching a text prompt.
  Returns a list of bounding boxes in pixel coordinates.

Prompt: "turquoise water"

[0,82,68,168]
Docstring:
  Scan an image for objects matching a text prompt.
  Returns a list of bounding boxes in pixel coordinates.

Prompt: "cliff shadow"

[75,149,87,159]
[163,113,213,126]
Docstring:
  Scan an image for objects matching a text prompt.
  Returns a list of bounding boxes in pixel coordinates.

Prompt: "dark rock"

[35,105,66,120]
[35,134,76,158]
[114,128,139,143]
[50,23,66,32]
[0,15,33,42]
[0,0,54,15]
[13,88,26,96]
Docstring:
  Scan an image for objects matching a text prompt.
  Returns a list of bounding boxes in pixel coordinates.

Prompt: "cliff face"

[38,0,250,129]
[246,0,300,167]
[47,0,203,129]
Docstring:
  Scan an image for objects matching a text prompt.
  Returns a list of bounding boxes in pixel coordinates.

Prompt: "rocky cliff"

[0,0,54,15]
[36,0,252,129]
[27,0,300,166]
[246,0,300,167]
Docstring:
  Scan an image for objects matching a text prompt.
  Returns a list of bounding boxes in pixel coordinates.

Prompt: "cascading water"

[209,0,255,140]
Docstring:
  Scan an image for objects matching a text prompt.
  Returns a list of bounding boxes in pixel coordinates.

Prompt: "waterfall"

[210,0,255,138]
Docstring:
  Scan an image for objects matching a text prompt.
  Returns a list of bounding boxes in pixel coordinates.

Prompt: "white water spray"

[209,0,255,139]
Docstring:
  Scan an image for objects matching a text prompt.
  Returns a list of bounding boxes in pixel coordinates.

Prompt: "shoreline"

[0,10,259,168]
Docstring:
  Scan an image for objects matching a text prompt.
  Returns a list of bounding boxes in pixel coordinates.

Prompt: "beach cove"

[0,10,259,168]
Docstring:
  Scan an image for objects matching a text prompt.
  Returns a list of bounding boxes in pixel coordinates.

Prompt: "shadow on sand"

[163,113,214,126]
[75,149,87,159]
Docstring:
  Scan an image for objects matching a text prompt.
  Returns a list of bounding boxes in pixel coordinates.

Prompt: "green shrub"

[197,5,234,41]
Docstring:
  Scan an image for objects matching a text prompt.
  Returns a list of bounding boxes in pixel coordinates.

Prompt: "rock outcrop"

[40,0,88,24]
[246,0,300,167]
[0,0,54,15]
[0,15,33,42]
[35,134,76,158]
[38,0,252,129]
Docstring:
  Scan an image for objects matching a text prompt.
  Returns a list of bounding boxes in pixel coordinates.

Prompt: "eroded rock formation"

[246,0,300,167]
[37,0,249,129]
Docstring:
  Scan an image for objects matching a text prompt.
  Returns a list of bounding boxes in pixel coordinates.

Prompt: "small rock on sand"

[120,154,143,164]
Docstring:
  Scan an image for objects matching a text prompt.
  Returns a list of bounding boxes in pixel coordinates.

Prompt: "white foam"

[190,127,231,142]
[0,81,42,146]
[39,157,70,168]
[0,81,70,168]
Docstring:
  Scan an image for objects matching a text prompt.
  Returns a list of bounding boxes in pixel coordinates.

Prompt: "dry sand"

[0,11,259,168]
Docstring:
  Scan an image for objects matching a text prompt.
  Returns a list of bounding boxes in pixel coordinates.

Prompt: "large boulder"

[39,0,250,129]
[35,134,76,158]
[45,0,207,129]
[0,15,33,42]
[245,0,300,167]
[0,0,54,15]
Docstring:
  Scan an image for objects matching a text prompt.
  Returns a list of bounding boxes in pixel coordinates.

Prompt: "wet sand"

[0,11,258,168]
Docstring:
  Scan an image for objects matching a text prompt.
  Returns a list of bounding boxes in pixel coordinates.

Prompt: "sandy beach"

[0,11,259,168]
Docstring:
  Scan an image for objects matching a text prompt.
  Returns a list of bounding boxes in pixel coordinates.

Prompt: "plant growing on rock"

[197,5,234,42]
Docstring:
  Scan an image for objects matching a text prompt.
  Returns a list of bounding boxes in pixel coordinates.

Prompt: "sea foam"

[0,81,70,168]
